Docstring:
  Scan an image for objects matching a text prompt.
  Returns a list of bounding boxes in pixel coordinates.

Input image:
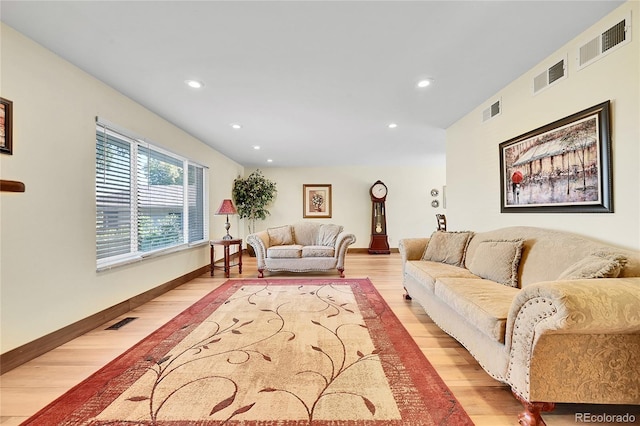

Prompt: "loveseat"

[247,222,356,278]
[399,226,640,426]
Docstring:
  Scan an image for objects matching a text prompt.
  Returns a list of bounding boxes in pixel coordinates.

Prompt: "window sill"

[97,240,208,272]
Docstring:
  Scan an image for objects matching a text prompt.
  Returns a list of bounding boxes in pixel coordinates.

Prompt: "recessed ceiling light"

[253,145,261,150]
[388,123,398,129]
[267,159,273,163]
[416,79,432,88]
[231,123,242,129]
[185,80,204,89]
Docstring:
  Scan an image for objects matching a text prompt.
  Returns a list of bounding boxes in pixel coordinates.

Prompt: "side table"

[210,239,243,278]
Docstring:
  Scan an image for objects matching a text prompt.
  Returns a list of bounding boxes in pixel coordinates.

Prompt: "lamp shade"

[215,199,237,215]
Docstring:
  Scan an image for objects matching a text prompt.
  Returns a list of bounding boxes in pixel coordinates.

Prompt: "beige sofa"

[399,226,640,426]
[247,222,356,278]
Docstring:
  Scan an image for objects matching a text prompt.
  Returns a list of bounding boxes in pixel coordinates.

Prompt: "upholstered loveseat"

[247,222,356,278]
[399,226,640,425]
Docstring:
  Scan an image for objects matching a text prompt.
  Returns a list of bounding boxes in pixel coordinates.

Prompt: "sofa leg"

[403,287,412,300]
[513,391,555,426]
[338,268,345,278]
[258,269,264,278]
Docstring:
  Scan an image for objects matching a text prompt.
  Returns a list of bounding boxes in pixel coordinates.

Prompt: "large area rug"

[24,278,473,425]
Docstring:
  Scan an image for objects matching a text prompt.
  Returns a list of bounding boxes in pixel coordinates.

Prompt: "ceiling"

[0,1,624,167]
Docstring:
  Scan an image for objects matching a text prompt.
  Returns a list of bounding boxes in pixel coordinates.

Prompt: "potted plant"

[232,170,277,254]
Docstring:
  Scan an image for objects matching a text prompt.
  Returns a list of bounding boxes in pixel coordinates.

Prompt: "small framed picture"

[0,97,13,155]
[303,184,332,218]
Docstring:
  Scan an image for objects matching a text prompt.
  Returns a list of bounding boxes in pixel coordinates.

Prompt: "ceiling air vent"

[578,12,631,70]
[533,56,567,95]
[482,99,501,123]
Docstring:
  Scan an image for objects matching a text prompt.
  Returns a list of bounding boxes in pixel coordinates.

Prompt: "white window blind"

[188,164,206,243]
[96,128,133,261]
[96,120,208,269]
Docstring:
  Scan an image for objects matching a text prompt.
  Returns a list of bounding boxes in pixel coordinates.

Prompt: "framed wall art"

[0,97,13,155]
[303,184,332,218]
[499,101,612,213]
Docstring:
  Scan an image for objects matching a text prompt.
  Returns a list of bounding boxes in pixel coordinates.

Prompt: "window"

[96,120,208,270]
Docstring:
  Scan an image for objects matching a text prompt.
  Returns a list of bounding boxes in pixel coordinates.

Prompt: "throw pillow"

[468,239,524,288]
[317,224,343,246]
[558,251,628,280]
[267,225,294,246]
[421,231,474,267]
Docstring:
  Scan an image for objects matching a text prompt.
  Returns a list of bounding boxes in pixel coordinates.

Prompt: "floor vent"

[533,56,567,95]
[482,99,501,123]
[106,317,138,330]
[578,12,631,70]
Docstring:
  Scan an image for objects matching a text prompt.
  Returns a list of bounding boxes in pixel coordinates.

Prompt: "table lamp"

[215,199,237,240]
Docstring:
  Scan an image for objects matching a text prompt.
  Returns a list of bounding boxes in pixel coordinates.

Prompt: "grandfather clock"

[368,180,390,254]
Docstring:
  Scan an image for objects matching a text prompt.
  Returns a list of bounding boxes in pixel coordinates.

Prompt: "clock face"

[371,182,387,199]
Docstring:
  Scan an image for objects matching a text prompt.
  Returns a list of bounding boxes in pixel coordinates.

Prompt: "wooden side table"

[210,239,243,278]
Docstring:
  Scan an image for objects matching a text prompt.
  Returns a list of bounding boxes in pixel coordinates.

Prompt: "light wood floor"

[1,254,636,425]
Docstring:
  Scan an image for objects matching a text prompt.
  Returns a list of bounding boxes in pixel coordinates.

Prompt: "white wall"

[240,164,446,249]
[446,2,640,250]
[0,24,244,353]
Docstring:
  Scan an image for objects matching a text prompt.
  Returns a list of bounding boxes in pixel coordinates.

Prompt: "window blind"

[96,120,208,269]
[137,145,185,252]
[96,127,134,261]
[188,163,207,243]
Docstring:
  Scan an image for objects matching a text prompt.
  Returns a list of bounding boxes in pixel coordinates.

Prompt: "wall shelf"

[0,180,26,192]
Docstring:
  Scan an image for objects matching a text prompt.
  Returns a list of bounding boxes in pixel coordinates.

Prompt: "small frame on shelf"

[303,184,332,218]
[1,97,13,155]
[499,101,612,213]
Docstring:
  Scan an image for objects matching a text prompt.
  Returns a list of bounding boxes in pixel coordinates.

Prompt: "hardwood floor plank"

[2,253,637,425]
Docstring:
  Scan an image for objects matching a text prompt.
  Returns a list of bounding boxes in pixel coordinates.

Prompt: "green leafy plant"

[232,170,277,234]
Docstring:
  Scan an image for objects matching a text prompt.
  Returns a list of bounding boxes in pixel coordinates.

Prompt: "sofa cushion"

[267,245,303,259]
[267,225,294,246]
[558,251,628,280]
[435,278,520,343]
[421,231,474,267]
[292,222,321,246]
[468,239,524,288]
[405,260,480,293]
[317,224,343,246]
[302,246,335,257]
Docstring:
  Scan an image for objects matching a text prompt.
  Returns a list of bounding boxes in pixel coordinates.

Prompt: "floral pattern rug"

[24,278,472,425]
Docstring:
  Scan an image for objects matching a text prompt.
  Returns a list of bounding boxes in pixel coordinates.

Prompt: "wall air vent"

[482,98,501,123]
[533,56,567,95]
[578,12,631,70]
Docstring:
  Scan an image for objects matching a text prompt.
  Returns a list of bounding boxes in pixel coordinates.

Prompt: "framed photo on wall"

[0,97,13,155]
[303,184,332,218]
[499,100,612,213]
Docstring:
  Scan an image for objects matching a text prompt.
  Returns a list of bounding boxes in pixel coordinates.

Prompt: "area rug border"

[24,278,472,425]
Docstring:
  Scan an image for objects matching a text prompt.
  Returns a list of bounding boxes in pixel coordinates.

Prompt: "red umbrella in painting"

[511,171,523,184]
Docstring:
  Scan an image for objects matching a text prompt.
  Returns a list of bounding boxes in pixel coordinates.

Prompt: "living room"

[1,1,639,424]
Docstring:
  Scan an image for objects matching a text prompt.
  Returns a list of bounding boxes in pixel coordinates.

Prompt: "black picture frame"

[499,101,612,213]
[0,97,13,155]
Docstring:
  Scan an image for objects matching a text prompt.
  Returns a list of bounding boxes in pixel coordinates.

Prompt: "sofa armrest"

[335,232,357,267]
[505,277,640,401]
[398,238,429,263]
[246,231,270,269]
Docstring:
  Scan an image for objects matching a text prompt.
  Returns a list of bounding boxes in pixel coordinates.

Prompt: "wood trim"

[0,265,210,374]
[348,247,399,254]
